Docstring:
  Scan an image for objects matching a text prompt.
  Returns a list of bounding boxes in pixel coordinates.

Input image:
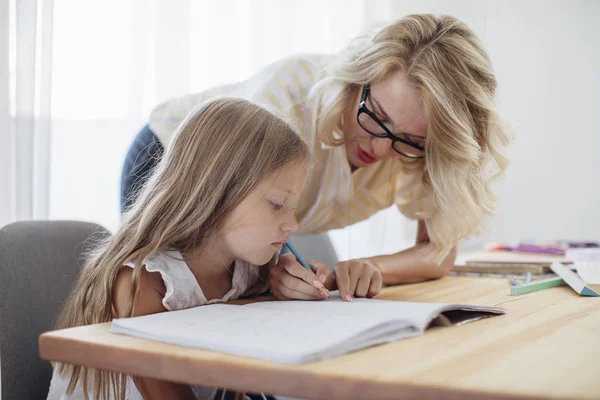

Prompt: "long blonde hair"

[55,98,308,400]
[311,14,511,262]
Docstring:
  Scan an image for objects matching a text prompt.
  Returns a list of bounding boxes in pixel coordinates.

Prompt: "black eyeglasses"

[357,84,425,159]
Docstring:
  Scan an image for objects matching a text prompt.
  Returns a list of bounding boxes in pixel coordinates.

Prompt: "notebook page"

[110,303,414,363]
[244,296,455,331]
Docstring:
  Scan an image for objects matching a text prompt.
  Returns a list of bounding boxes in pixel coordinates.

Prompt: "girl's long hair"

[55,97,308,399]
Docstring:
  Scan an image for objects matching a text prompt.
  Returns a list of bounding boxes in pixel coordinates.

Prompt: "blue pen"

[283,242,311,271]
[283,242,325,293]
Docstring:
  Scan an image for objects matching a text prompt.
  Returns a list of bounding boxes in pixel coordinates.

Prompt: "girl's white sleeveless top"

[46,251,269,400]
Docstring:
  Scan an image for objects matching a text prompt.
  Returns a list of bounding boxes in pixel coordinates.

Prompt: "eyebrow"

[371,94,426,139]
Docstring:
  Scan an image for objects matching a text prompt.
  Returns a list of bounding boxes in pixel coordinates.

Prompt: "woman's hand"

[269,254,330,300]
[324,259,383,302]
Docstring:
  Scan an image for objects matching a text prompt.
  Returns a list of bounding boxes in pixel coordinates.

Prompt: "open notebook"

[110,296,505,364]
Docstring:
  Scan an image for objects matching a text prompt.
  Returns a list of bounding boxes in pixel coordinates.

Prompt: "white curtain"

[1,0,53,228]
[0,1,9,227]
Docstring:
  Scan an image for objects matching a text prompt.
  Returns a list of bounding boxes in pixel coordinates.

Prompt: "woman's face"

[342,71,428,169]
[221,158,306,266]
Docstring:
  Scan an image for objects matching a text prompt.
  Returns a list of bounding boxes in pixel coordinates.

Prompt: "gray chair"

[0,220,110,400]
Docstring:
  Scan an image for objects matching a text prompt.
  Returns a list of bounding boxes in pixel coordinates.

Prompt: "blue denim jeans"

[120,124,164,213]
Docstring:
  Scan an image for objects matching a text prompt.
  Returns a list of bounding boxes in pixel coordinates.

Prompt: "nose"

[282,210,299,233]
[371,137,393,158]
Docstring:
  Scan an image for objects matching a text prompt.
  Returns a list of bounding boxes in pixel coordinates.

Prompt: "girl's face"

[342,71,428,169]
[221,158,307,266]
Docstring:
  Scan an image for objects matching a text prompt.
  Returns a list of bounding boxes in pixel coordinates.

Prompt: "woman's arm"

[370,220,456,285]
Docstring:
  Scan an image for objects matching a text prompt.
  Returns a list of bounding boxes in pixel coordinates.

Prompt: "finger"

[270,253,293,278]
[334,263,351,302]
[307,260,330,284]
[269,264,283,280]
[284,259,324,290]
[346,261,363,297]
[354,270,372,298]
[323,271,337,291]
[319,264,337,290]
[279,273,326,299]
[309,261,331,285]
[271,287,290,300]
[269,258,314,299]
[277,277,327,300]
[270,277,292,300]
[367,270,383,298]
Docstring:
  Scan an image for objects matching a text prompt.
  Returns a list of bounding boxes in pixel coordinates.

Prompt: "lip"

[271,238,288,251]
[357,146,378,164]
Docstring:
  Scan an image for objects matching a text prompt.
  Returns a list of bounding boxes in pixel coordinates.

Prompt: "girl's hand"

[324,259,383,302]
[269,254,331,300]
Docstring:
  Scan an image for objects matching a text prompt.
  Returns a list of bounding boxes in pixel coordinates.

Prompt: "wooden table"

[39,277,600,399]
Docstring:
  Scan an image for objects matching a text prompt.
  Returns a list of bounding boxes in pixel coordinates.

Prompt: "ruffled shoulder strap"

[125,251,207,310]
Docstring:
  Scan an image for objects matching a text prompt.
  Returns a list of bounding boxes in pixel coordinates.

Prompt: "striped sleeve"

[148,83,239,145]
[250,55,325,142]
[148,55,326,146]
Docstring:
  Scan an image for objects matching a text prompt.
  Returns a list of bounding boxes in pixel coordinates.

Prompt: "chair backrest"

[0,220,110,400]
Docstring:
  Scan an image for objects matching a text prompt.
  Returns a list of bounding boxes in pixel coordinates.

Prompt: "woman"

[121,14,510,298]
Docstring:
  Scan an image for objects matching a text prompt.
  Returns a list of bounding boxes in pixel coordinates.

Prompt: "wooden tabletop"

[39,276,600,399]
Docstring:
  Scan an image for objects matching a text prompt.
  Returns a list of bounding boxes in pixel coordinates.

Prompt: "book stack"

[454,251,567,275]
[454,241,599,276]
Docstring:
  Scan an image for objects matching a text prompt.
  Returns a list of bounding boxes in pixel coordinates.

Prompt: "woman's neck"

[182,237,235,300]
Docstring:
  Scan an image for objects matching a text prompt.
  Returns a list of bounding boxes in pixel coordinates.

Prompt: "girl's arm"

[113,267,198,400]
[369,220,456,285]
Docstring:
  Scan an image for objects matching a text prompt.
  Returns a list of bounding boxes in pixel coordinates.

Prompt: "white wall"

[331,0,600,261]
[485,0,600,245]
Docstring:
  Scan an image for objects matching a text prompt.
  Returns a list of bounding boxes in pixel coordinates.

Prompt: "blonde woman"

[122,14,510,302]
[48,98,365,400]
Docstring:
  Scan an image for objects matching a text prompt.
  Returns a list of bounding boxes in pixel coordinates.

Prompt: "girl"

[48,98,363,400]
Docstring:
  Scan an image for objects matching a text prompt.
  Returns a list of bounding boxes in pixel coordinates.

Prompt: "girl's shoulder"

[118,251,207,312]
[113,261,167,318]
